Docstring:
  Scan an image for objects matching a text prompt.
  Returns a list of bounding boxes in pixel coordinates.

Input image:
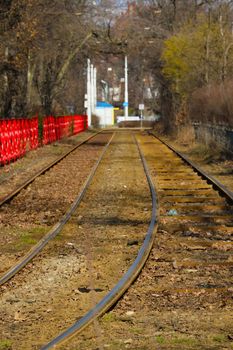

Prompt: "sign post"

[139,104,144,130]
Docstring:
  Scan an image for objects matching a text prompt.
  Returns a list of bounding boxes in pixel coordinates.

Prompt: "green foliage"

[128,107,136,115]
[155,335,198,347]
[212,334,226,343]
[170,336,197,345]
[9,226,47,252]
[155,335,166,344]
[162,14,233,97]
[0,339,12,350]
[162,34,190,85]
[20,233,37,245]
[102,312,116,323]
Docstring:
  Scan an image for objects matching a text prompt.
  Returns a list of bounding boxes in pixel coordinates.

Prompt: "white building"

[95,101,114,127]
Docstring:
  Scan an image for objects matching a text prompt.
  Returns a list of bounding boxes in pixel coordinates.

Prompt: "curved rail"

[149,132,233,203]
[40,134,158,350]
[0,131,103,208]
[0,133,114,286]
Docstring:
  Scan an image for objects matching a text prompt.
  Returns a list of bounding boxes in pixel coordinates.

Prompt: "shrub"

[189,81,233,127]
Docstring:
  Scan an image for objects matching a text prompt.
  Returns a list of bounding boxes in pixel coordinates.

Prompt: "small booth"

[95,101,114,127]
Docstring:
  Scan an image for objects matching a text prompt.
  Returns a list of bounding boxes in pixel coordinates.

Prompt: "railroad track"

[40,132,157,349]
[0,133,155,349]
[0,131,112,285]
[0,131,103,207]
[0,131,232,349]
[39,132,232,349]
[149,131,233,202]
[143,132,233,234]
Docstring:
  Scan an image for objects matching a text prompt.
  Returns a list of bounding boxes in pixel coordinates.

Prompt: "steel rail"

[40,134,158,350]
[149,132,233,203]
[0,133,115,286]
[0,131,104,208]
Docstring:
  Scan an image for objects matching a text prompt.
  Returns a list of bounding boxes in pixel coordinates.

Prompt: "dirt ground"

[0,130,96,201]
[63,132,233,350]
[0,131,151,349]
[0,130,232,350]
[0,132,111,275]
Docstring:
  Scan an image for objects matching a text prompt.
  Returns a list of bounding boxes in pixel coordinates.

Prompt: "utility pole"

[86,59,97,127]
[124,56,128,120]
[94,67,97,113]
[91,64,95,113]
[87,59,91,127]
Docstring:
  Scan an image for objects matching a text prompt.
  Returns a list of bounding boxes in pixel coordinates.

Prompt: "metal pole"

[124,56,128,120]
[90,64,94,114]
[140,110,143,130]
[87,59,91,127]
[94,67,97,113]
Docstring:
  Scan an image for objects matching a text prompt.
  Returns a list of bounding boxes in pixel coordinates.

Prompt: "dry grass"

[175,125,196,146]
[190,81,233,127]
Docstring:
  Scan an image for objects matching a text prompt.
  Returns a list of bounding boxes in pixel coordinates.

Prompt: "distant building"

[95,101,114,127]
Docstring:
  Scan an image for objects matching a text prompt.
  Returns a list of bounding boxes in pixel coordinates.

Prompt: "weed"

[54,233,63,241]
[176,125,195,146]
[0,339,12,350]
[102,312,116,323]
[11,227,47,251]
[20,233,37,245]
[155,335,166,344]
[190,143,229,163]
[170,336,197,346]
[155,335,198,347]
[18,227,47,246]
[212,334,226,343]
[130,327,143,334]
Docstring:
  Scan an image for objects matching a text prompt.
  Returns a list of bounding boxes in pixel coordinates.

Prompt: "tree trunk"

[26,50,36,114]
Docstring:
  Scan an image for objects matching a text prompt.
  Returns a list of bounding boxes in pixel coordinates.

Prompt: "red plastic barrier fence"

[52,115,87,142]
[0,115,87,166]
[42,116,57,145]
[73,115,86,135]
[30,117,39,150]
[0,117,39,165]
